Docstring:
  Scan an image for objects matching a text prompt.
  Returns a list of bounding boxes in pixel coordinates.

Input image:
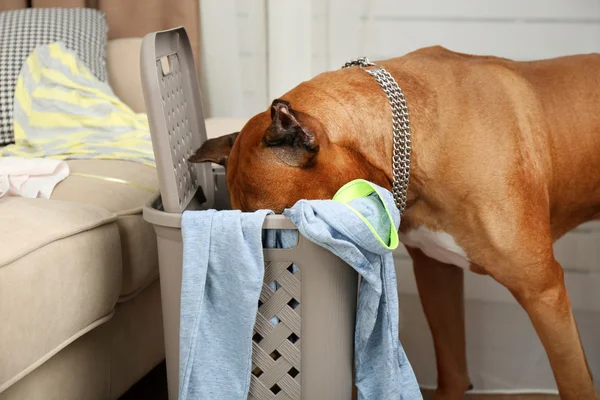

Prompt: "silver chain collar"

[341,56,412,215]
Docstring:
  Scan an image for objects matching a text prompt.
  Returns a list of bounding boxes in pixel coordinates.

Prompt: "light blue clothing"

[179,209,272,399]
[179,180,422,400]
[283,181,421,400]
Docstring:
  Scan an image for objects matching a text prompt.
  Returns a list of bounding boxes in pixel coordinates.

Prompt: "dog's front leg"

[407,247,472,399]
[490,256,596,399]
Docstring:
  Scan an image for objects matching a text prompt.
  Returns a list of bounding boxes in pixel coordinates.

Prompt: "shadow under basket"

[143,189,359,400]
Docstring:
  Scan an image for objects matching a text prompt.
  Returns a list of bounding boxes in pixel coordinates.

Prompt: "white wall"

[202,0,600,117]
[267,0,313,101]
[198,0,268,118]
[312,0,600,75]
[235,0,268,116]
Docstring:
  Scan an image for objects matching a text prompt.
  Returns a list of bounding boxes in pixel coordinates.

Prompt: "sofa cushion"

[0,197,121,392]
[51,160,159,297]
[0,281,165,400]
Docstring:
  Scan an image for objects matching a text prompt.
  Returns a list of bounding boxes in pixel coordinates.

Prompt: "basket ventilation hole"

[288,367,299,378]
[270,384,281,394]
[287,298,299,310]
[288,333,299,344]
[270,350,281,361]
[252,366,263,378]
[252,332,263,343]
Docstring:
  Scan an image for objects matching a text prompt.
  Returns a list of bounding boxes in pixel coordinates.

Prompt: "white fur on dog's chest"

[399,227,471,269]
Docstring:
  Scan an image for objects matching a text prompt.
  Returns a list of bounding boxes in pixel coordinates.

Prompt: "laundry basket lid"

[140,27,214,213]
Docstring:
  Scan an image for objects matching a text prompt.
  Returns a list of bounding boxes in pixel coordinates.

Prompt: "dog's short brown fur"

[191,46,600,399]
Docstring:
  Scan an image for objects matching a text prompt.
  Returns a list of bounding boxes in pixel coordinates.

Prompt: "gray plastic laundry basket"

[141,27,358,400]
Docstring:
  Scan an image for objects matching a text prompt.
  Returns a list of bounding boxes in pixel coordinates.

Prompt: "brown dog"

[190,46,600,399]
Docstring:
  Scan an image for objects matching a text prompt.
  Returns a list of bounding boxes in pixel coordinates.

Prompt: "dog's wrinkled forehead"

[187,99,334,210]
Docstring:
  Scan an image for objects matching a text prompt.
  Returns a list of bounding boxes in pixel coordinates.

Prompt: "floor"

[119,362,559,400]
[119,362,168,400]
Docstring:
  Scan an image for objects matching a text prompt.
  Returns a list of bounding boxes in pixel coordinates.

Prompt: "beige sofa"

[0,38,246,399]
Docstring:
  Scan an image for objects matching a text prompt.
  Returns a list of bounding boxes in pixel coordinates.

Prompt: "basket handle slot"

[160,55,172,75]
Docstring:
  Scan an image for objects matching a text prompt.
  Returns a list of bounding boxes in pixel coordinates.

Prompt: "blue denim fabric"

[179,183,421,400]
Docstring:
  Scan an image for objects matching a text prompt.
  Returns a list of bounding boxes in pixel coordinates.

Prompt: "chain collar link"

[342,56,412,215]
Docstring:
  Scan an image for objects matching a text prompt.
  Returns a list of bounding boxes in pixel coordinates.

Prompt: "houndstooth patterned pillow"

[0,8,108,146]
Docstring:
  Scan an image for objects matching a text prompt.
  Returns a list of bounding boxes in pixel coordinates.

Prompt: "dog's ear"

[263,99,319,167]
[188,132,239,167]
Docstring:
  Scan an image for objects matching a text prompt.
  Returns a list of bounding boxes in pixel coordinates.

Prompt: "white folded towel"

[0,157,69,199]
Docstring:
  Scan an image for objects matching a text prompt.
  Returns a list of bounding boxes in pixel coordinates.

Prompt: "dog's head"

[190,99,345,211]
[189,72,396,212]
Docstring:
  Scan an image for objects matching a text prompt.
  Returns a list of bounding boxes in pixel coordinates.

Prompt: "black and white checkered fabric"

[0,8,108,146]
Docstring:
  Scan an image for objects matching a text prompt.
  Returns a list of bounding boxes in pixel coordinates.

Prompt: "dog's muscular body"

[192,46,600,399]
